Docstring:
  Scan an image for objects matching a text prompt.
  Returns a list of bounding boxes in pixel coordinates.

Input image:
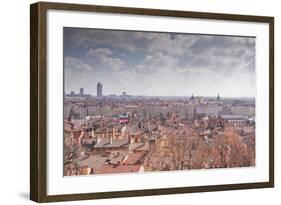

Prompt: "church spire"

[217,93,221,101]
[190,94,194,100]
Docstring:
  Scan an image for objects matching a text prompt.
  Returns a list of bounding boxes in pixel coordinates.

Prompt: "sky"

[64,27,256,97]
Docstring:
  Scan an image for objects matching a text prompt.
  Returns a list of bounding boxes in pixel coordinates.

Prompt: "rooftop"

[96,164,141,174]
[123,153,145,165]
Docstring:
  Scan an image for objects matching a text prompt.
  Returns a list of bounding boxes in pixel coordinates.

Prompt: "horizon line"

[65,93,256,98]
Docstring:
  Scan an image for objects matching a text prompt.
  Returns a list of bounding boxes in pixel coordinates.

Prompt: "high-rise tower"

[79,88,84,96]
[97,82,103,97]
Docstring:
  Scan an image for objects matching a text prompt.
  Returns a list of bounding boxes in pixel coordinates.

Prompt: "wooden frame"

[30,1,274,202]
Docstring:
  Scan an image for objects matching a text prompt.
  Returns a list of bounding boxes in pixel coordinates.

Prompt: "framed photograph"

[30,1,274,202]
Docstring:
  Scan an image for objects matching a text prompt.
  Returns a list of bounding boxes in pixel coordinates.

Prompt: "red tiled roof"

[96,164,141,174]
[123,153,144,165]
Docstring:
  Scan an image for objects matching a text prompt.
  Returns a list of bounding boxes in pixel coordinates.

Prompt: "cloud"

[136,52,179,74]
[64,56,96,93]
[87,48,112,56]
[147,33,197,56]
[65,56,92,73]
[65,28,139,52]
[64,28,256,97]
[86,48,124,71]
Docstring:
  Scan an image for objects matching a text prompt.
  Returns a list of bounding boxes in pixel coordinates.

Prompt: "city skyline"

[64,28,256,97]
[65,85,255,99]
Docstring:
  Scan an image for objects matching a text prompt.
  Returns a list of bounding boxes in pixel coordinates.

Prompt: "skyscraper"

[97,82,102,97]
[80,88,84,96]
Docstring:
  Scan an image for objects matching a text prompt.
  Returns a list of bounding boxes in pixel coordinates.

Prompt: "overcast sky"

[64,27,256,97]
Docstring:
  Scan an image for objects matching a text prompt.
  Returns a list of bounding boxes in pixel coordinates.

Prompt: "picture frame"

[30,1,274,203]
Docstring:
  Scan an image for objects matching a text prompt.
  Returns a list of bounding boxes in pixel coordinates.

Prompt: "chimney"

[112,127,115,140]
[97,135,101,143]
[78,130,84,145]
[91,128,95,139]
